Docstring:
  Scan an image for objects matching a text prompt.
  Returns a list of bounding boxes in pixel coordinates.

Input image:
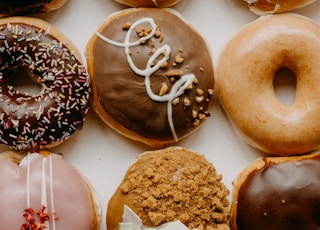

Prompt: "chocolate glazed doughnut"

[0,17,90,150]
[0,0,68,16]
[86,8,214,147]
[232,153,320,230]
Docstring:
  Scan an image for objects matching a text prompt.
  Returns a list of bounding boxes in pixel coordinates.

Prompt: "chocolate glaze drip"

[0,22,90,150]
[88,9,214,142]
[0,0,53,15]
[236,155,320,230]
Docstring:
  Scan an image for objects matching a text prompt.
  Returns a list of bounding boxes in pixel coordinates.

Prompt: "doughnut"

[0,150,101,229]
[215,13,320,156]
[0,0,68,17]
[113,0,181,7]
[107,147,230,229]
[0,16,90,150]
[86,8,214,147]
[231,152,320,230]
[243,0,317,15]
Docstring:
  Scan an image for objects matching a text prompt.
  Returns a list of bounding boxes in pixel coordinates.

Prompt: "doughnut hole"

[273,67,297,106]
[8,68,42,96]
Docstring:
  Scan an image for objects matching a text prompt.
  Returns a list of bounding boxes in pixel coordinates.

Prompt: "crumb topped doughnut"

[113,0,181,8]
[216,14,320,156]
[86,8,214,147]
[243,0,317,15]
[0,17,90,150]
[0,150,101,229]
[107,147,230,229]
[232,152,320,230]
[0,0,68,16]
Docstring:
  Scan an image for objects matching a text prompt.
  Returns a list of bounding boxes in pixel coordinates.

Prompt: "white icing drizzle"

[41,157,49,229]
[25,154,57,230]
[95,17,195,141]
[26,153,31,209]
[49,156,56,230]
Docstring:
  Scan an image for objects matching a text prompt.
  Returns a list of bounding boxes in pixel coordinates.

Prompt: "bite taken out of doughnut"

[242,0,317,15]
[86,8,214,147]
[216,13,320,156]
[231,152,320,230]
[0,0,68,17]
[113,0,181,8]
[107,147,230,230]
[0,150,101,229]
[0,16,91,151]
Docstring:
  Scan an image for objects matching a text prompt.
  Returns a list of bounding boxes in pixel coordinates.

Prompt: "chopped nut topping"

[159,83,168,96]
[160,61,168,69]
[192,110,198,119]
[193,119,200,126]
[165,69,183,77]
[196,96,204,103]
[200,67,204,72]
[122,22,131,30]
[196,88,204,96]
[172,97,180,105]
[174,54,184,64]
[193,78,199,84]
[199,113,206,120]
[184,97,191,107]
[208,88,214,95]
[155,29,161,38]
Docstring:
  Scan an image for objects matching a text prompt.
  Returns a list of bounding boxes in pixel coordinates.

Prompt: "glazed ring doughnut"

[0,17,90,150]
[243,0,317,15]
[216,13,320,156]
[231,152,320,230]
[0,0,68,16]
[114,0,181,7]
[86,8,214,147]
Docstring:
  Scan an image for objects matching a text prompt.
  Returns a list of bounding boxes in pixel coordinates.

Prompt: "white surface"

[2,0,320,229]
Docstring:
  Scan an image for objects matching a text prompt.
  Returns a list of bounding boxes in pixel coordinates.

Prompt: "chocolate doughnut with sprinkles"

[86,8,214,147]
[0,0,68,17]
[0,16,90,150]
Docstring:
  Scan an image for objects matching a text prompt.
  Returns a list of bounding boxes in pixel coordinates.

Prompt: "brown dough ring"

[0,16,90,150]
[243,0,317,15]
[114,0,181,7]
[107,147,230,229]
[0,0,68,16]
[0,150,101,229]
[231,152,320,230]
[216,13,320,156]
[86,8,214,147]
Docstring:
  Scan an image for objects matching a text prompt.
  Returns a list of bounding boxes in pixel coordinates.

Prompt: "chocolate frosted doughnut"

[0,17,90,150]
[232,152,320,230]
[86,8,214,147]
[0,0,68,16]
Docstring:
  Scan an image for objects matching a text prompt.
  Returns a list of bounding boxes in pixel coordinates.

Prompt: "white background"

[1,0,320,229]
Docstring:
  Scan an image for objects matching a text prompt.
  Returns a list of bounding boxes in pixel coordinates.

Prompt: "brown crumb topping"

[120,148,230,229]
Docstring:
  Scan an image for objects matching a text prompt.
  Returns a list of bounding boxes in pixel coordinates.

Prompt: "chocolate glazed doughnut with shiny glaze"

[231,153,320,230]
[0,17,90,150]
[86,8,214,147]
